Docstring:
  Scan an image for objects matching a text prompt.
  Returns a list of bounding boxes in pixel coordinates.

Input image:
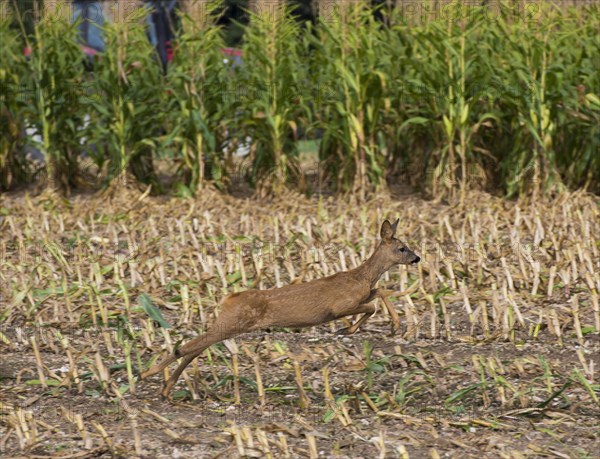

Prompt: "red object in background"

[81,45,98,57]
[166,40,173,62]
[221,47,242,57]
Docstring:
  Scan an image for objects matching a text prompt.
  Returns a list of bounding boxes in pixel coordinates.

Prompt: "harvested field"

[0,189,599,458]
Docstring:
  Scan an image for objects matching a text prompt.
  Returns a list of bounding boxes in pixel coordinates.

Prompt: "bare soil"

[0,189,598,458]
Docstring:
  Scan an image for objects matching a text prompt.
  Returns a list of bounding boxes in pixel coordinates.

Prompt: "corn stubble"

[0,0,598,457]
[0,187,598,457]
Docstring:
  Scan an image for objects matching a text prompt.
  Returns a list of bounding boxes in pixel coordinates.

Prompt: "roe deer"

[141,219,420,397]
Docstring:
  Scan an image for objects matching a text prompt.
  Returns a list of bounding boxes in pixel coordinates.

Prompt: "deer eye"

[399,247,405,253]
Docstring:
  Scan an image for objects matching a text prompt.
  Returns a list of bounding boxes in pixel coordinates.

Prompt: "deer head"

[379,219,420,265]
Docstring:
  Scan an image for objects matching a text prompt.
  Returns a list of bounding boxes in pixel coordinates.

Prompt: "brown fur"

[141,219,420,397]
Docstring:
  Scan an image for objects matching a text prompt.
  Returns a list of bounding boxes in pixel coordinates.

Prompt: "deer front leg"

[336,303,377,335]
[375,289,401,336]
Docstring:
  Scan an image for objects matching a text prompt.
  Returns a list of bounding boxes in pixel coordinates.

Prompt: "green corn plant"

[362,340,390,391]
[551,3,600,192]
[391,6,499,202]
[166,2,231,193]
[384,1,599,198]
[571,368,599,405]
[378,11,431,191]
[86,7,165,190]
[0,14,28,190]
[411,19,465,201]
[233,1,309,195]
[485,3,567,198]
[20,4,87,193]
[436,14,499,204]
[310,2,388,199]
[1,0,597,197]
[395,370,435,408]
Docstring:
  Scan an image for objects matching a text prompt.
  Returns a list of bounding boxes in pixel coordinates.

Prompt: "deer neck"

[355,245,391,288]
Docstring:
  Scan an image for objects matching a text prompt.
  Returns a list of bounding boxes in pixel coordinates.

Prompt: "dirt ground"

[1,189,599,458]
[1,327,599,458]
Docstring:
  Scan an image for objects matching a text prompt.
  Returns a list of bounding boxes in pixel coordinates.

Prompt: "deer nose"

[411,256,420,264]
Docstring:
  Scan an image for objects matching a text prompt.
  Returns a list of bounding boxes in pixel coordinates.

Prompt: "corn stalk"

[234,1,308,195]
[86,7,164,190]
[167,2,231,193]
[23,5,86,193]
[0,13,28,190]
[311,1,387,199]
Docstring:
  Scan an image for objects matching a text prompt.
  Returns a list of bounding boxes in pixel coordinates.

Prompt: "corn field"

[0,1,599,458]
[0,1,598,197]
[0,189,598,457]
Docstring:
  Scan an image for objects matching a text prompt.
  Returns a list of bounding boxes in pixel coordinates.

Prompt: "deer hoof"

[140,367,157,380]
[336,327,354,336]
[160,379,177,399]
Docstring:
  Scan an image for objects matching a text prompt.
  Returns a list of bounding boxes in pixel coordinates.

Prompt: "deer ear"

[391,218,399,234]
[380,220,394,242]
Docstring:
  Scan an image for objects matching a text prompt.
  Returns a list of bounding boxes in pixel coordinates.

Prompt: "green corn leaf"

[399,117,430,131]
[585,93,600,109]
[443,115,453,139]
[138,293,171,329]
[445,383,481,405]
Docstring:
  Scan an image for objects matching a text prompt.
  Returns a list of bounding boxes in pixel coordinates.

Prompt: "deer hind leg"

[162,326,245,397]
[336,303,377,335]
[139,331,219,381]
[140,352,179,380]
[141,301,248,390]
[161,352,197,398]
[147,324,244,397]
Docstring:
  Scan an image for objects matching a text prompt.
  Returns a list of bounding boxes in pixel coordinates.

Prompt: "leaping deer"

[141,219,420,397]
